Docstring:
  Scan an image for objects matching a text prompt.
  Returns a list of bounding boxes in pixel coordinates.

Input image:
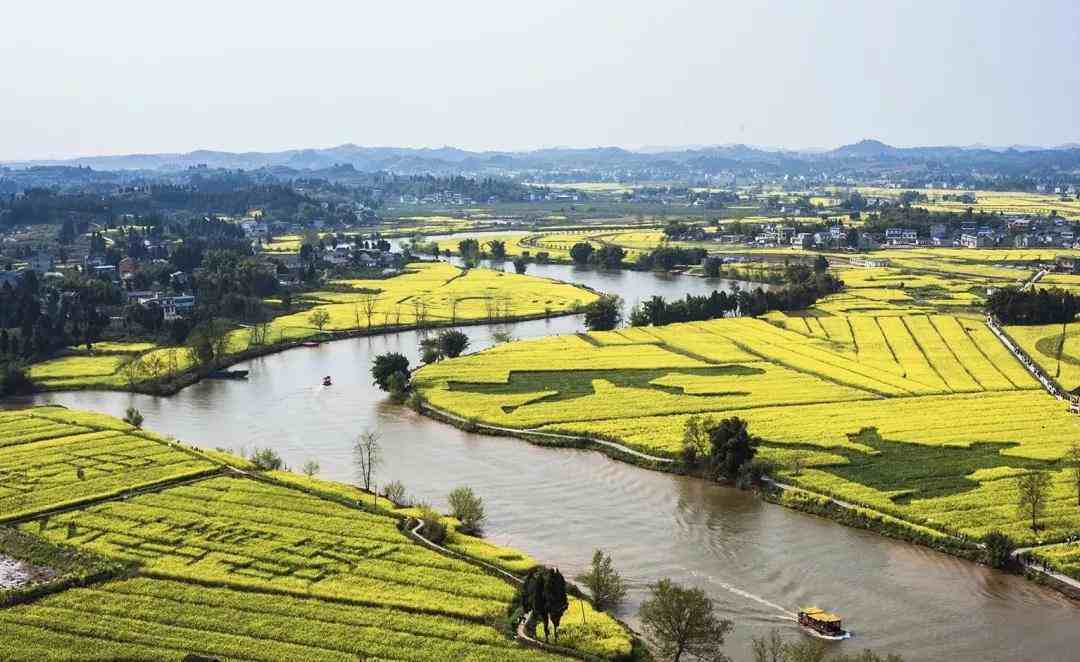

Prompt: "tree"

[186,319,230,368]
[308,308,330,332]
[386,371,410,403]
[447,486,486,534]
[302,459,320,477]
[250,447,284,470]
[570,242,595,265]
[123,406,144,429]
[437,329,469,358]
[750,629,785,662]
[354,430,382,491]
[372,352,410,391]
[359,292,378,329]
[487,240,507,260]
[639,578,733,662]
[575,549,627,612]
[682,415,714,466]
[522,567,570,642]
[1017,470,1052,531]
[703,257,722,278]
[584,294,623,331]
[708,417,759,479]
[382,480,407,506]
[1066,442,1080,507]
[513,257,528,274]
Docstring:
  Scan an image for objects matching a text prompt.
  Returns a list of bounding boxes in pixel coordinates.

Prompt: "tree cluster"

[986,286,1080,324]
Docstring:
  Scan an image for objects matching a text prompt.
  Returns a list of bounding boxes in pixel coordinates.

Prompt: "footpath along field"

[0,407,631,661]
[415,254,1080,553]
[27,261,597,392]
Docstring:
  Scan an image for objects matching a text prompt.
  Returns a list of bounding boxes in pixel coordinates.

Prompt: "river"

[12,260,1080,661]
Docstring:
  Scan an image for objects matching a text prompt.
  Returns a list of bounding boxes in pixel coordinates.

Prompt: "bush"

[123,406,144,428]
[736,458,776,488]
[983,531,1016,569]
[416,504,447,544]
[447,486,486,534]
[250,447,284,471]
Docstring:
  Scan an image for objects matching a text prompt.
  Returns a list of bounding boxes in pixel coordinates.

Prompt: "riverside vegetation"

[19,262,596,394]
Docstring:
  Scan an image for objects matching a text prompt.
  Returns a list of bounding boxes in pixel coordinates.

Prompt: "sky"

[2,0,1078,160]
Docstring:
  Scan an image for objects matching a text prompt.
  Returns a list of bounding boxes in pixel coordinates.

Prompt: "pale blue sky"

[2,0,1077,159]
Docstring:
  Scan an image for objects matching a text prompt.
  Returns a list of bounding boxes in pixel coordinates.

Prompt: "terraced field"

[415,308,1080,545]
[0,408,631,661]
[0,408,220,522]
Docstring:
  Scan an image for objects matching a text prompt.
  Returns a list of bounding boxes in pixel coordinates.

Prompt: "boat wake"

[690,572,796,619]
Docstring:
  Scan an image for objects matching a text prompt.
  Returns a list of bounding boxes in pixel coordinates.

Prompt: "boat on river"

[797,607,850,640]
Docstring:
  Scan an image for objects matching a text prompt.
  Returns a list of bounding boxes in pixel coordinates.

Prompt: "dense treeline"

[629,263,843,326]
[986,286,1080,324]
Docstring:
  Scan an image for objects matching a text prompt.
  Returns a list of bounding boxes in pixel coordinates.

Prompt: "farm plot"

[0,409,219,522]
[415,312,1080,545]
[416,315,1045,438]
[0,575,567,662]
[28,476,518,620]
[1006,322,1080,391]
[0,408,630,660]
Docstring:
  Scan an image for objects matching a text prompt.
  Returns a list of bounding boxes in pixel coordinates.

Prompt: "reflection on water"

[9,262,1080,661]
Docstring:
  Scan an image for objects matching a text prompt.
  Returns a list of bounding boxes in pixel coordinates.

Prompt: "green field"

[0,408,631,661]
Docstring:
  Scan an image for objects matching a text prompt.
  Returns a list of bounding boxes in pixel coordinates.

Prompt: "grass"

[0,407,632,661]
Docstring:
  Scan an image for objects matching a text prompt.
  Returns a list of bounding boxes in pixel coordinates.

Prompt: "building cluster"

[744,215,1080,251]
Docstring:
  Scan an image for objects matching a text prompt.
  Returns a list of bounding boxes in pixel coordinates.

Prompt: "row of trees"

[581,263,843,332]
[986,286,1080,324]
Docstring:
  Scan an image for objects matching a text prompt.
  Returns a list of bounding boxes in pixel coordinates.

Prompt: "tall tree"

[1017,470,1052,531]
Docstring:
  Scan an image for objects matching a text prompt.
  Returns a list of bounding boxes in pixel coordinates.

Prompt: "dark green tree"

[569,242,595,265]
[436,329,470,358]
[584,294,623,331]
[371,352,410,391]
[707,417,759,479]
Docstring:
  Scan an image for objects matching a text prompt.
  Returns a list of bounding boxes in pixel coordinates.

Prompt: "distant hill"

[4,139,1080,185]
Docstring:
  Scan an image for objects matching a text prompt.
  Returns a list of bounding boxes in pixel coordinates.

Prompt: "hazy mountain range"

[2,139,1078,173]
